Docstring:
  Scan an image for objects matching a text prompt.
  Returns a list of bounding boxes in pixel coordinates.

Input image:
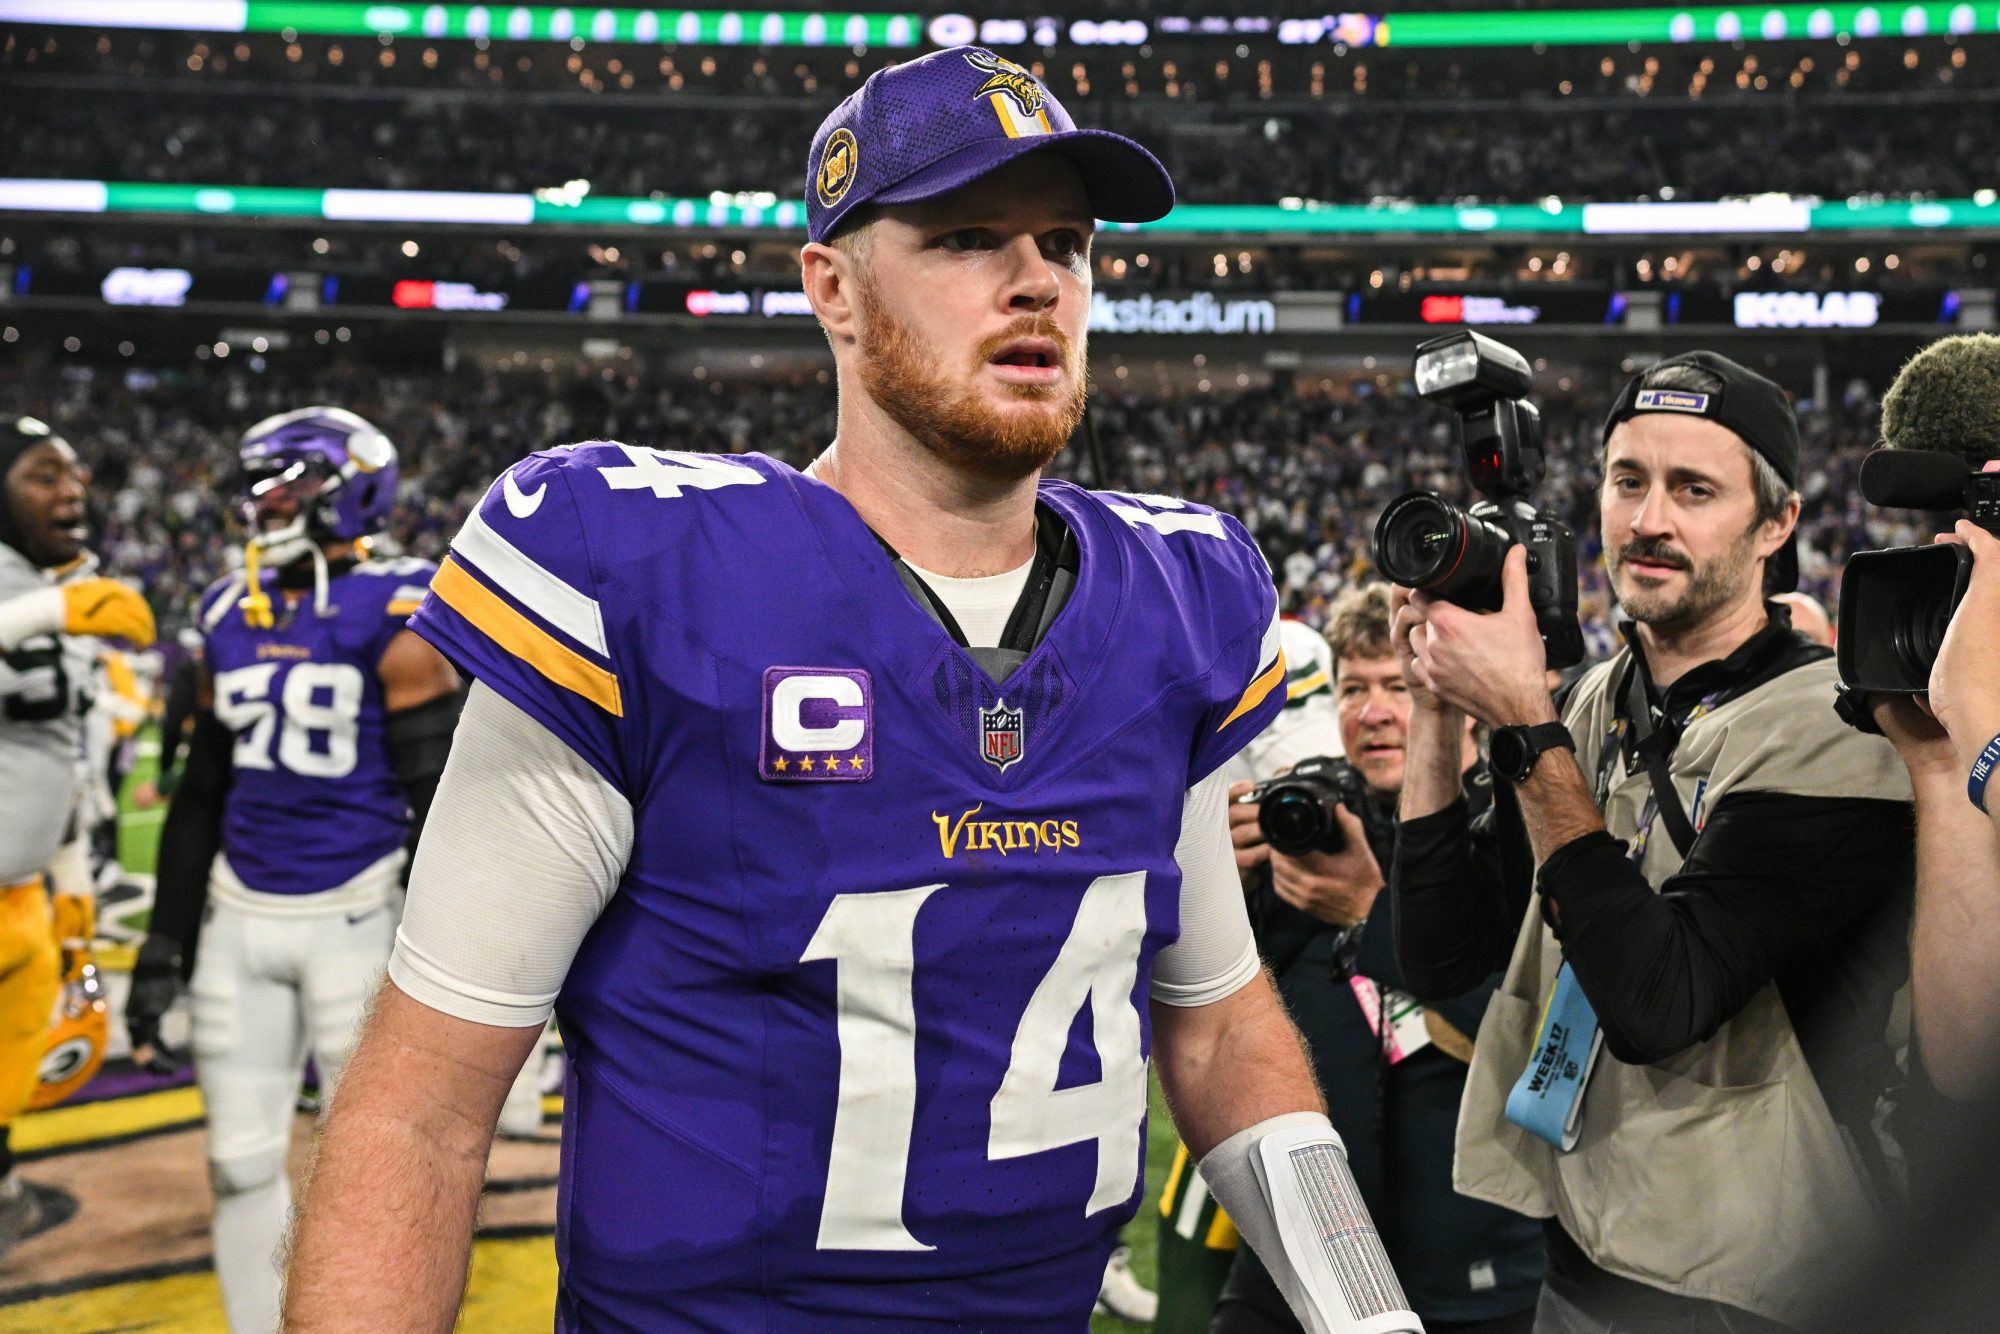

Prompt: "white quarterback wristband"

[1197,1112,1425,1334]
[0,586,63,653]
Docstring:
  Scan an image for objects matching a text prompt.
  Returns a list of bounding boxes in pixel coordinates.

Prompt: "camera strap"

[1618,661,1702,860]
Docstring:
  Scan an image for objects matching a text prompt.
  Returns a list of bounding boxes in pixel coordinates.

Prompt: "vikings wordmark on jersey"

[197,558,436,894]
[411,443,1285,1330]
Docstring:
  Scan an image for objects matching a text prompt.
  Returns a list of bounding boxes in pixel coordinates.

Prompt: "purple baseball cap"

[806,46,1175,244]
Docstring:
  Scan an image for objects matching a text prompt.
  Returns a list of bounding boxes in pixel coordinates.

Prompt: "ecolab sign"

[1733,290,1881,329]
[1089,292,1276,335]
[1420,294,1541,326]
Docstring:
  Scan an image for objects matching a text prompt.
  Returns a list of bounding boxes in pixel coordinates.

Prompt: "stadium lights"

[4,1,2000,51]
[6,178,2000,238]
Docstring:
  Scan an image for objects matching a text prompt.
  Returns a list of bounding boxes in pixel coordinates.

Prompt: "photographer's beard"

[852,268,1086,485]
[1611,523,1763,633]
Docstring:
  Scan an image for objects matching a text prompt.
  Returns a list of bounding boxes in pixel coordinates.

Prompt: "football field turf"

[39,728,1178,1330]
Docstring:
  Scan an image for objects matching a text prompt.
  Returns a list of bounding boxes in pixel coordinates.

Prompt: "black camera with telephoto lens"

[1371,331,1585,669]
[1838,449,2000,694]
[1246,756,1373,856]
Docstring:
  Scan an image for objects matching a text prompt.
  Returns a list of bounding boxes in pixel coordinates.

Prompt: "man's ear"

[801,241,860,344]
[1758,493,1802,559]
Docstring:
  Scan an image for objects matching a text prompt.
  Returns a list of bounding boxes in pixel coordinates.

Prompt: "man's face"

[5,439,88,568]
[1600,415,1789,633]
[1336,651,1412,795]
[248,462,324,535]
[840,153,1095,482]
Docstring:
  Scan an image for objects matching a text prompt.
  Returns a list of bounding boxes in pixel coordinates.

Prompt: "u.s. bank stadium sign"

[1088,292,1277,335]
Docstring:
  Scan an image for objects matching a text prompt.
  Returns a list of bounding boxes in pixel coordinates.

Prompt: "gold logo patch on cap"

[816,128,859,208]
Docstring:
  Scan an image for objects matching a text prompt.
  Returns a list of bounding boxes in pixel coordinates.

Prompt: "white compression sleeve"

[1199,1112,1424,1334]
[0,586,62,654]
[388,681,634,1028]
[1151,767,1261,1007]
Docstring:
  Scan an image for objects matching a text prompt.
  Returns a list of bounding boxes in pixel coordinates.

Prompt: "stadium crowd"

[0,358,1904,655]
[6,94,1995,205]
[11,25,1989,106]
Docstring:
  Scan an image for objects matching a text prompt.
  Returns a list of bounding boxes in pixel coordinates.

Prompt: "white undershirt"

[389,567,1258,1028]
[902,557,1034,648]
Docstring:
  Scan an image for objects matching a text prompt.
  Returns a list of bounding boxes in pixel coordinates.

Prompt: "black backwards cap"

[1602,351,1802,592]
[1603,350,1801,487]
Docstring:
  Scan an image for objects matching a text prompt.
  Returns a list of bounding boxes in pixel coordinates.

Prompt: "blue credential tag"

[1505,963,1605,1151]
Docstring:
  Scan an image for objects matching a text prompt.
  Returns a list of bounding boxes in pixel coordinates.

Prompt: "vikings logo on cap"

[816,127,859,208]
[1634,388,1711,414]
[964,50,1052,137]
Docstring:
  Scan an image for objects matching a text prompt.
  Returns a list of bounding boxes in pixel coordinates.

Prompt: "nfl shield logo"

[980,699,1025,772]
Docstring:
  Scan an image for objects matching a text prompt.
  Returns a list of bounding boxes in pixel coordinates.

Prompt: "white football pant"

[190,851,401,1334]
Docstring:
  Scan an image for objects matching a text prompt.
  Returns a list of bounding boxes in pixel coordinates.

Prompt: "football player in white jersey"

[0,415,155,1253]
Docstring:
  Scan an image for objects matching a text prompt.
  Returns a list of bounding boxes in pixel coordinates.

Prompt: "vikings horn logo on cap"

[817,128,859,208]
[964,50,1048,119]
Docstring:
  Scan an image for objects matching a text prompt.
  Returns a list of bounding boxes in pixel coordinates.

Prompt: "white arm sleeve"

[0,586,62,655]
[388,680,633,1028]
[1150,767,1261,1007]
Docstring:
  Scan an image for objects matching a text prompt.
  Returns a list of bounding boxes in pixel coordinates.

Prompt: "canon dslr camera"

[1838,449,2000,694]
[1246,757,1373,856]
[1371,331,1585,668]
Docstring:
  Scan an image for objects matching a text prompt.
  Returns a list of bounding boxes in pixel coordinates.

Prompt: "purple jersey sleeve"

[408,450,625,787]
[1185,511,1285,785]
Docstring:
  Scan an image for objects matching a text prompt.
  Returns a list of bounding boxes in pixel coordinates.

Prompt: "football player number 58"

[213,662,365,778]
[802,871,1149,1251]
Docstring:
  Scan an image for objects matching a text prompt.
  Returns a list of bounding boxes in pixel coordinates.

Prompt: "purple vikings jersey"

[198,559,434,894]
[411,444,1285,1331]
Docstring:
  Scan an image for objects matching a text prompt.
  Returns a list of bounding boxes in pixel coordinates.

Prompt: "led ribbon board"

[5,1,1998,49]
[0,2,922,47]
[5,179,2000,237]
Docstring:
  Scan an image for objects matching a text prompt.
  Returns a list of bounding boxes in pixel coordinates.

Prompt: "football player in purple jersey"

[127,407,462,1332]
[290,48,1421,1334]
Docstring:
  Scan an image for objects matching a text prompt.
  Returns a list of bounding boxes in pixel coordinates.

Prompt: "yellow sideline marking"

[17,1088,560,1156]
[431,556,622,716]
[3,1235,559,1330]
[5,1270,228,1332]
[13,1085,206,1154]
[1217,650,1287,731]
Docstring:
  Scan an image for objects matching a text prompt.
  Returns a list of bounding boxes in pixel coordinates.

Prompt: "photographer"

[1873,517,2000,1102]
[1392,353,1914,1332]
[1213,585,1543,1334]
[1852,334,2000,1105]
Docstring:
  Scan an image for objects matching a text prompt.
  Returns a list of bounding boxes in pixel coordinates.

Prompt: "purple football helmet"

[237,407,399,563]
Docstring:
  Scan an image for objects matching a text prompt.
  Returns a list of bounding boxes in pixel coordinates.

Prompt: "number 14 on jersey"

[803,871,1150,1251]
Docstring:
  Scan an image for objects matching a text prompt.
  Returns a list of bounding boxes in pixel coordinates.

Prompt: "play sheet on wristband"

[1250,1122,1425,1333]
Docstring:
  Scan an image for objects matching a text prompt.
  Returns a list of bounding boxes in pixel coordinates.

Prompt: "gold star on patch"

[799,756,815,772]
[772,757,789,772]
[848,755,865,770]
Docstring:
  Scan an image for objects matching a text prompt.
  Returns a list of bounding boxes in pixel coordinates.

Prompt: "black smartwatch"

[1490,722,1575,783]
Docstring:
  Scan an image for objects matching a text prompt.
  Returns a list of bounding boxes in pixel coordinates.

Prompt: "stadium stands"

[0,359,1909,656]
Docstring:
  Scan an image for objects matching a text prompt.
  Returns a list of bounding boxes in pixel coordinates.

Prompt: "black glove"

[126,933,185,1054]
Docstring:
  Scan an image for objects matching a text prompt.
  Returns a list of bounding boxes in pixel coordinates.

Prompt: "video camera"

[1244,756,1373,857]
[1370,331,1585,668]
[1837,449,2000,694]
